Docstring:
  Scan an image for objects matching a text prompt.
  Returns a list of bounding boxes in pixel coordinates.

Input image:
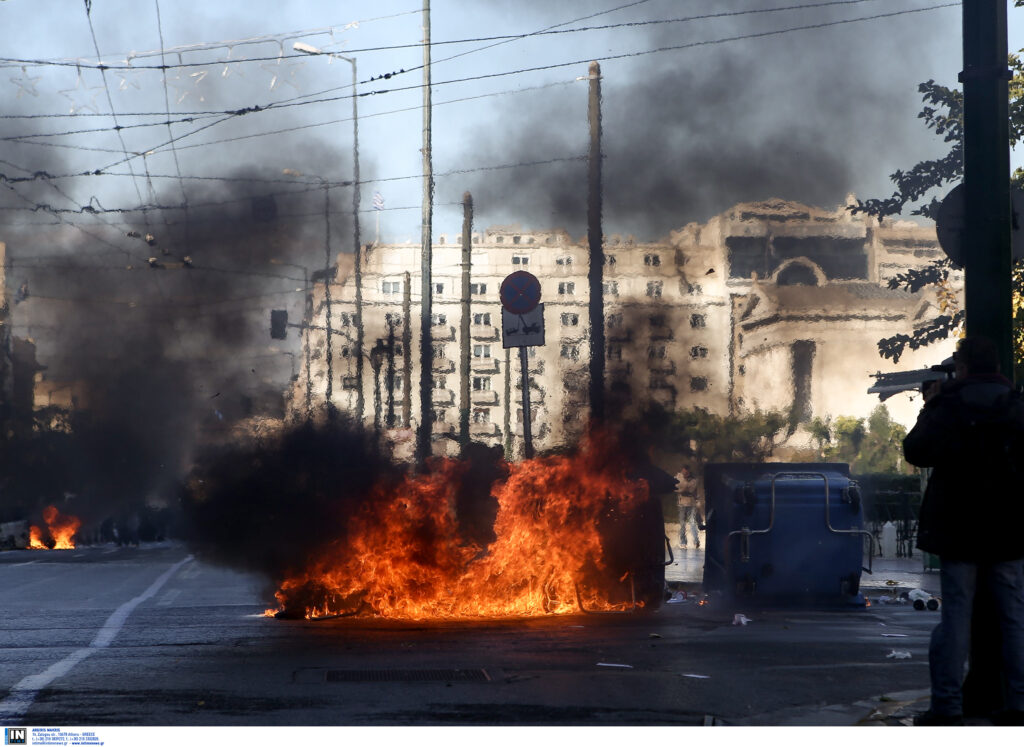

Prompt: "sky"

[1,0,992,246]
[0,0,1019,477]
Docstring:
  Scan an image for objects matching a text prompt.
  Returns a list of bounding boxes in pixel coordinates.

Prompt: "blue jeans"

[929,558,1024,715]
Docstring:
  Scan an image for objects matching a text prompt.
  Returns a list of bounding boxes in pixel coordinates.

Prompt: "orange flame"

[29,505,82,550]
[270,433,661,620]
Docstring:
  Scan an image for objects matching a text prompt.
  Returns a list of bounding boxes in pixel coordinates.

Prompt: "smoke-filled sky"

[0,1,1016,503]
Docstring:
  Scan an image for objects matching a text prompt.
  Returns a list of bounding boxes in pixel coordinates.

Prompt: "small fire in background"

[268,432,660,621]
[29,505,82,550]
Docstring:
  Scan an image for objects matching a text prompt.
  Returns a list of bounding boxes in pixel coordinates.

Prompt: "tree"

[810,405,912,475]
[851,9,1024,380]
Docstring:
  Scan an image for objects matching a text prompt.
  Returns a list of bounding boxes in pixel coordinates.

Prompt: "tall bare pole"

[323,183,335,419]
[417,0,434,465]
[350,57,365,425]
[962,1,1012,377]
[458,192,474,450]
[587,61,605,424]
[402,271,412,427]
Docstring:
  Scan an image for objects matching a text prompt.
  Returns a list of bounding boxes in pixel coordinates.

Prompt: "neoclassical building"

[287,197,957,457]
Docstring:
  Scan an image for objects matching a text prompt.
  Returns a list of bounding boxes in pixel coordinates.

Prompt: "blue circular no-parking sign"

[500,271,541,314]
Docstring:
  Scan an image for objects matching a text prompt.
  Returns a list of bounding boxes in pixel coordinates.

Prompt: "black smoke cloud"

[453,0,954,239]
[0,78,363,525]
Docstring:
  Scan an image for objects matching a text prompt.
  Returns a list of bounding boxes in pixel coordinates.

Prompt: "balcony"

[471,326,499,341]
[471,358,500,374]
[647,359,676,374]
[471,390,499,406]
[431,389,454,405]
[432,359,455,374]
[470,422,500,437]
[433,325,456,342]
[649,327,674,341]
[432,421,454,436]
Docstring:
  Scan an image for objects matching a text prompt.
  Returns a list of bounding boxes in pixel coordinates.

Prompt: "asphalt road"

[0,542,937,726]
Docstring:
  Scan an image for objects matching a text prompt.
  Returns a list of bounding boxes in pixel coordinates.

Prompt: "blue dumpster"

[702,463,872,604]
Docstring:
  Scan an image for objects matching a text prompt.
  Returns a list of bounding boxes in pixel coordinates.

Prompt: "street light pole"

[294,43,365,424]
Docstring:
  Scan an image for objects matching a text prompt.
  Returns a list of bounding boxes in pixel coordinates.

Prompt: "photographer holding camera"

[903,336,1024,725]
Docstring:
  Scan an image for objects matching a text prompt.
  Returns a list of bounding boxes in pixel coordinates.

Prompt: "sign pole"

[499,270,544,461]
[519,346,533,459]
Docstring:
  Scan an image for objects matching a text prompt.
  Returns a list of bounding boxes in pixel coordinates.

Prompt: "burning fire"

[29,505,82,550]
[269,433,661,620]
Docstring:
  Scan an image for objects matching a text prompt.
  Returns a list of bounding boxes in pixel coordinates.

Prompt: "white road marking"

[7,561,39,568]
[156,589,181,607]
[0,554,193,723]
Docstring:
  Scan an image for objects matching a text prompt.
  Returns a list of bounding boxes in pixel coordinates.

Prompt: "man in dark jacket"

[903,336,1024,725]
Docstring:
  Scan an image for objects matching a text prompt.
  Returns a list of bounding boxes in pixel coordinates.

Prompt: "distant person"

[675,467,699,549]
[903,337,1024,725]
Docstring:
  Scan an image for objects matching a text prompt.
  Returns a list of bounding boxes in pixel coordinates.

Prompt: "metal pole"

[519,346,533,459]
[459,192,474,450]
[962,1,1013,378]
[349,56,366,425]
[402,272,412,427]
[417,0,434,465]
[587,61,605,423]
[503,347,512,460]
[386,321,396,428]
[323,182,335,419]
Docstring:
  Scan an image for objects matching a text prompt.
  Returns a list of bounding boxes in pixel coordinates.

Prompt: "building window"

[644,254,661,266]
[473,344,491,359]
[341,347,351,358]
[495,236,504,244]
[604,254,617,266]
[556,256,573,266]
[561,313,579,326]
[472,408,490,424]
[607,313,623,329]
[649,374,672,390]
[690,376,709,392]
[470,283,487,295]
[431,313,447,326]
[690,345,709,359]
[516,408,538,424]
[342,376,358,390]
[607,344,623,361]
[432,344,446,359]
[431,409,446,422]
[603,281,619,296]
[512,255,529,265]
[384,312,402,327]
[649,314,667,328]
[561,344,580,361]
[558,281,575,295]
[472,376,491,392]
[687,283,703,296]
[690,313,706,329]
[433,283,445,295]
[391,375,403,393]
[646,281,663,298]
[382,280,401,294]
[512,235,522,245]
[648,344,667,359]
[433,376,447,390]
[473,312,491,326]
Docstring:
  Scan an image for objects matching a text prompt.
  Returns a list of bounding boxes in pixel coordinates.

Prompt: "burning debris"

[29,505,81,550]
[185,422,665,621]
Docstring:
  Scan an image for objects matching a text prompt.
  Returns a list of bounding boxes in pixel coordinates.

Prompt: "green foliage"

[811,405,911,475]
[854,39,1024,375]
[658,407,789,464]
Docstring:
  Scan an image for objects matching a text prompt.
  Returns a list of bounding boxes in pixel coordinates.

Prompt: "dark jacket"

[903,374,1024,562]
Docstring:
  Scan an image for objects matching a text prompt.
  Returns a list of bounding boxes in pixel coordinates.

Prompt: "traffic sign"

[502,305,545,349]
[936,184,1024,264]
[500,271,542,314]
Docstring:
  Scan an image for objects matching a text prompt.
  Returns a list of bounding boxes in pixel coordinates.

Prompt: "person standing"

[903,336,1024,725]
